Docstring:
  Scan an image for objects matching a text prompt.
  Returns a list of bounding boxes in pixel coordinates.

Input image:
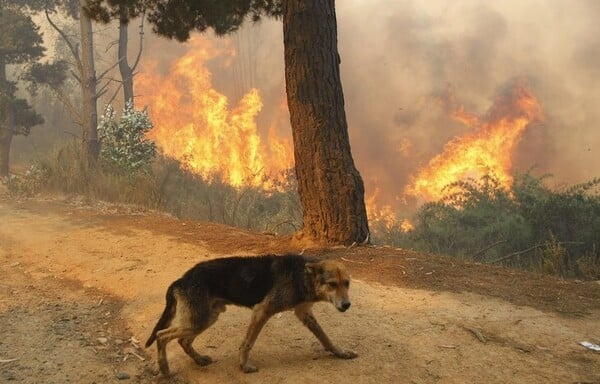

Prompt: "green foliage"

[0,7,45,64]
[4,163,48,196]
[24,61,69,95]
[86,0,282,40]
[12,98,44,135]
[98,102,156,173]
[380,172,600,279]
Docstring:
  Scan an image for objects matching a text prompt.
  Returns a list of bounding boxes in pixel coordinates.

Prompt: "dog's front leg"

[294,304,358,359]
[239,302,273,373]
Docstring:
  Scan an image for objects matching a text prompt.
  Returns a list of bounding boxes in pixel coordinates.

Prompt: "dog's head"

[306,260,352,312]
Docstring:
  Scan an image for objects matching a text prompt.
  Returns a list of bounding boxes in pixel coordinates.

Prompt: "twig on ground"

[0,358,18,363]
[463,326,487,343]
[437,345,457,349]
[471,240,507,260]
[341,257,368,264]
[490,241,584,264]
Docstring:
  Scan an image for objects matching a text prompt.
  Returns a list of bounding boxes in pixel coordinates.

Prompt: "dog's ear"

[305,262,323,276]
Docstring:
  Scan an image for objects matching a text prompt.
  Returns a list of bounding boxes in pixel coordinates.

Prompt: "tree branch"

[70,69,82,85]
[131,12,146,72]
[490,241,585,264]
[105,83,123,106]
[45,8,82,73]
[471,240,507,261]
[97,60,120,81]
[53,88,83,126]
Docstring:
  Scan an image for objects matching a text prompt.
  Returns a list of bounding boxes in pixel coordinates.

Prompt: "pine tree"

[0,2,46,177]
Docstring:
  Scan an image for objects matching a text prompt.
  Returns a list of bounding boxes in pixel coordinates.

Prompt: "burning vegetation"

[137,37,294,191]
[406,81,543,201]
[135,36,547,237]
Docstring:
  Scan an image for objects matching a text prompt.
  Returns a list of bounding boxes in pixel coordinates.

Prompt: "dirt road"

[1,197,599,383]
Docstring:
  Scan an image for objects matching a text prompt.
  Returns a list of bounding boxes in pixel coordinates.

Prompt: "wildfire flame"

[366,187,413,232]
[136,36,294,189]
[406,82,543,201]
[135,36,542,233]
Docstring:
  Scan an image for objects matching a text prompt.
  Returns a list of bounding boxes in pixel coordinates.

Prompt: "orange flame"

[406,82,543,201]
[366,187,413,232]
[136,36,294,189]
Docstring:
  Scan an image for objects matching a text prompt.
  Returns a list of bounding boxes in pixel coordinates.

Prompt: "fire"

[136,36,294,189]
[406,82,543,201]
[366,187,413,232]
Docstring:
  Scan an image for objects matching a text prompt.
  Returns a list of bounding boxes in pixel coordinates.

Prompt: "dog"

[145,254,357,375]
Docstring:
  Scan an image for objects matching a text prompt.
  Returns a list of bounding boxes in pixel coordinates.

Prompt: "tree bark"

[118,12,134,105]
[0,56,14,178]
[283,0,369,245]
[80,0,99,169]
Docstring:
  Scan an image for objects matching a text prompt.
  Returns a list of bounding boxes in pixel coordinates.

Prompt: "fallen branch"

[463,326,487,343]
[490,241,584,264]
[437,344,457,349]
[471,239,507,260]
[340,257,368,264]
[0,358,18,363]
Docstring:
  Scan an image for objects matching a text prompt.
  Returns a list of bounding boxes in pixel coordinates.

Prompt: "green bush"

[98,102,156,173]
[381,172,600,279]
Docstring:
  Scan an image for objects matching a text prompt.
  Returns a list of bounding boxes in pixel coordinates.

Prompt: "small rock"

[97,337,108,345]
[116,372,130,380]
[114,339,124,345]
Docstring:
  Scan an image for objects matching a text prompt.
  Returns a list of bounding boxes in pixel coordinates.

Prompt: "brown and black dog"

[145,254,357,375]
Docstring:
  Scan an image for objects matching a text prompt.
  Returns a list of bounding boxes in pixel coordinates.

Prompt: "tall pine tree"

[0,2,45,177]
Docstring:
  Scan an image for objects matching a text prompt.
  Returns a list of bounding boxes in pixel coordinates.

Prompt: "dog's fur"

[145,254,357,375]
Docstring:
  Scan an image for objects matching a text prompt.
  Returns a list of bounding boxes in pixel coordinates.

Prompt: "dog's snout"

[341,301,351,311]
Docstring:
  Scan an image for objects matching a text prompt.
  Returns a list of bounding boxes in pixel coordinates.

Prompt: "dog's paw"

[241,362,259,373]
[334,349,358,359]
[193,354,213,366]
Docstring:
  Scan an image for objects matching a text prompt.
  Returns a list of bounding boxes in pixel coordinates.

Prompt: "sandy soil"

[1,196,599,383]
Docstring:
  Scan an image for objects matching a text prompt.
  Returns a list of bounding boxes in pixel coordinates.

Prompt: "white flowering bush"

[99,101,156,173]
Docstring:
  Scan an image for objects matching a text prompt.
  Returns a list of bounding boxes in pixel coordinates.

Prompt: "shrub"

[380,172,600,279]
[98,102,156,173]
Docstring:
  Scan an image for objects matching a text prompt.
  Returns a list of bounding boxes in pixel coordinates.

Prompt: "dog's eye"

[327,281,338,289]
[343,280,350,288]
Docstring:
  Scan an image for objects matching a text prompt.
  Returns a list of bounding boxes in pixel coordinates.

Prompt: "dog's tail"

[145,283,177,348]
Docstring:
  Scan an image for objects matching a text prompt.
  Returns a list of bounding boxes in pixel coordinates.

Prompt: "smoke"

[335,0,600,209]
[15,0,600,216]
[135,0,600,214]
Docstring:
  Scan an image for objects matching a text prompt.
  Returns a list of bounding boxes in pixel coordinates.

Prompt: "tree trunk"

[118,12,134,105]
[80,0,99,169]
[283,0,369,245]
[0,56,14,178]
[0,113,13,178]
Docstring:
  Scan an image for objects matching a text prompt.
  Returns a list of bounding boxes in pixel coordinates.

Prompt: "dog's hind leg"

[155,291,221,375]
[156,326,197,375]
[178,336,212,366]
[294,303,358,359]
[238,301,273,373]
[177,299,226,367]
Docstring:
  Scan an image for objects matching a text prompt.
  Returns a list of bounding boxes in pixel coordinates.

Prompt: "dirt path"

[1,197,599,383]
